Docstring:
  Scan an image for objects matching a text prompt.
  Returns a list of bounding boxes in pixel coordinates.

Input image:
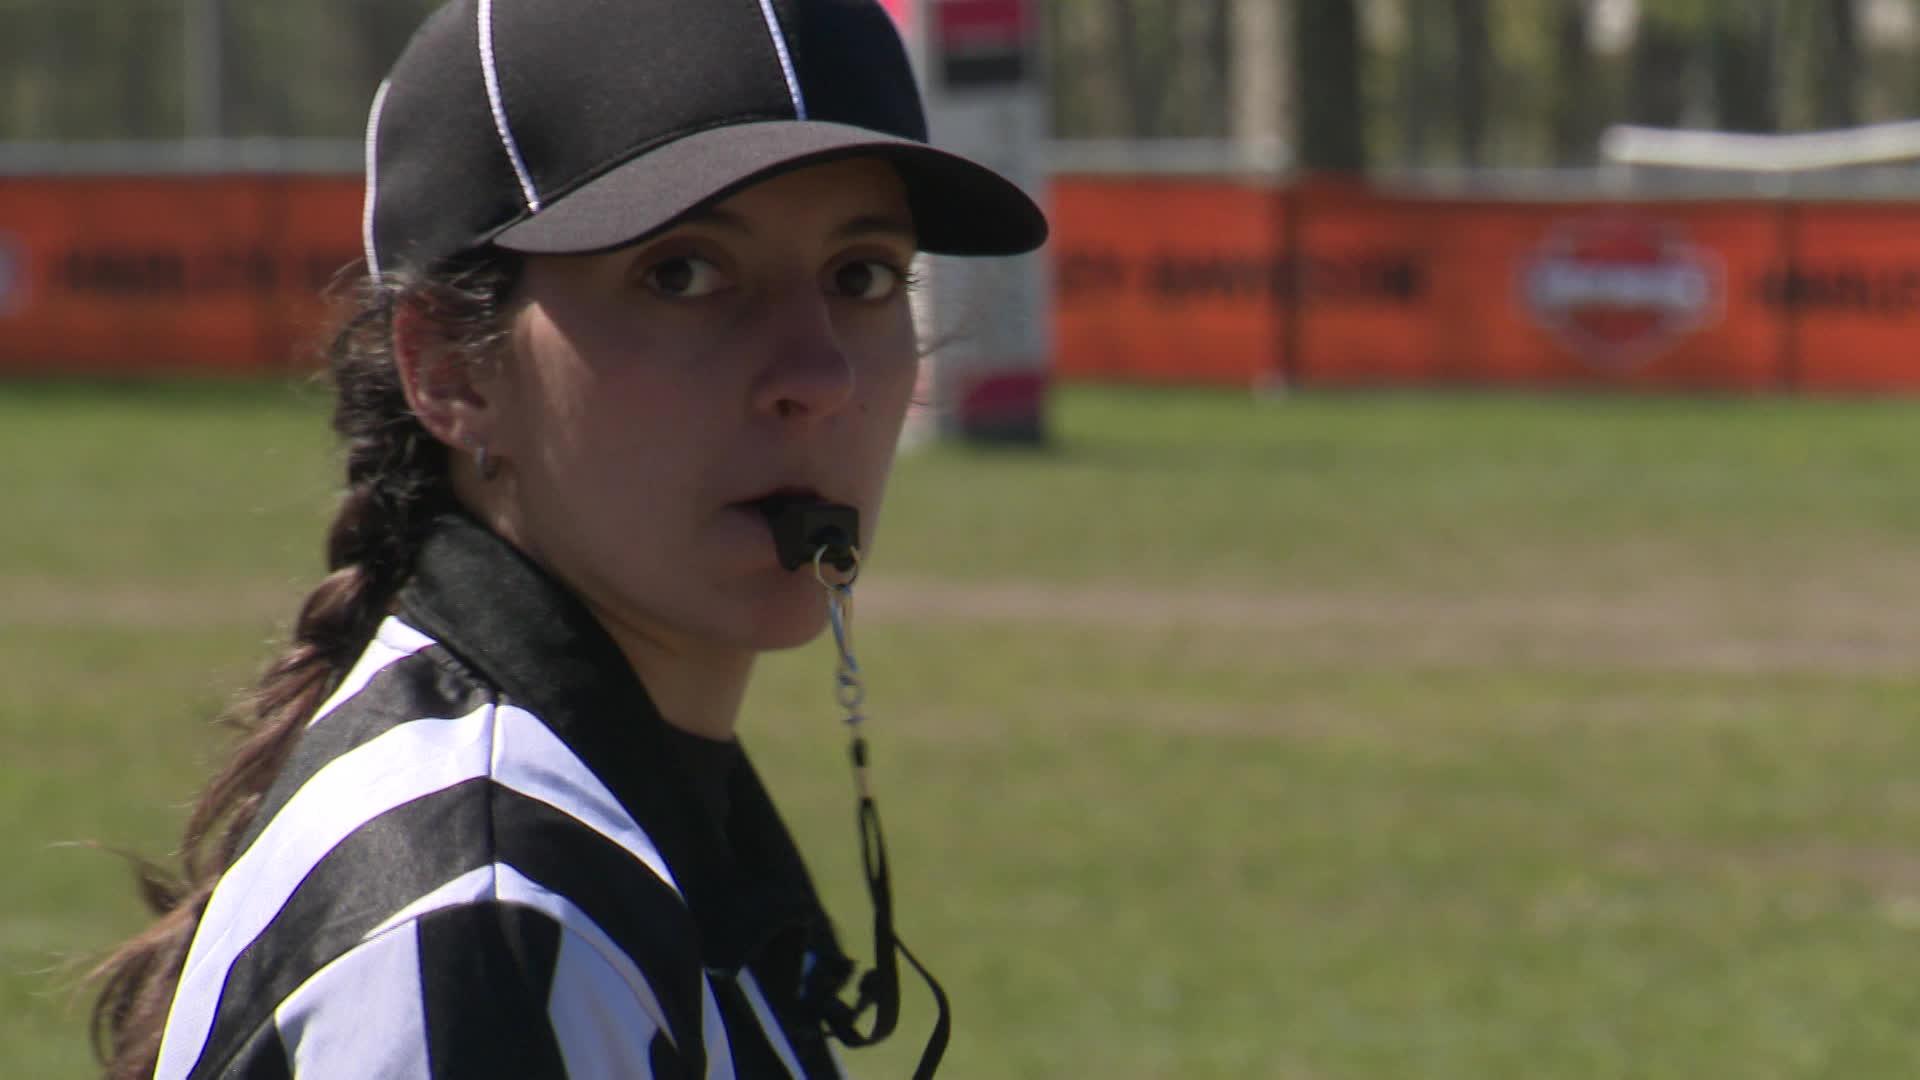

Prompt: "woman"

[89,1,1045,1077]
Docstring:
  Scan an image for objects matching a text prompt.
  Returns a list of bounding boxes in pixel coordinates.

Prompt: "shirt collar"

[396,511,838,974]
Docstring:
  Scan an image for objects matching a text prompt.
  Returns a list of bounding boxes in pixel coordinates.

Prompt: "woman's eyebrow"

[833,214,916,243]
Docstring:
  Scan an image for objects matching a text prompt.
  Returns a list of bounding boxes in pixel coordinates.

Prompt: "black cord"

[816,739,950,1079]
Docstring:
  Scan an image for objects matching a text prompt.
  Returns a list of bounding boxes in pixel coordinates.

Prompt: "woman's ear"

[393,298,504,454]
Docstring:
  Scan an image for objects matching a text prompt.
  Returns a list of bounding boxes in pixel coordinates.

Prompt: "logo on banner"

[0,235,25,317]
[1522,215,1722,372]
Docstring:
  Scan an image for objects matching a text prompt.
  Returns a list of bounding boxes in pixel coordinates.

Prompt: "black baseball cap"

[361,0,1049,276]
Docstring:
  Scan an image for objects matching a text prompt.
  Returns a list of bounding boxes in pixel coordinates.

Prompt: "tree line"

[0,0,438,141]
[1053,0,1896,170]
[1,1,1910,171]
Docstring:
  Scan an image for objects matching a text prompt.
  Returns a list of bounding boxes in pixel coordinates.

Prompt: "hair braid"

[88,253,520,1080]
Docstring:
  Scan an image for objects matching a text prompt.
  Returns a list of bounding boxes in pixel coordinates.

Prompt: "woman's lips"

[738,487,829,516]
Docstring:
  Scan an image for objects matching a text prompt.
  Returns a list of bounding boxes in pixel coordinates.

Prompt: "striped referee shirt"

[153,514,859,1079]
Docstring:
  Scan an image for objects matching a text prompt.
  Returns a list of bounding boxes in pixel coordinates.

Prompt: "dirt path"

[7,573,1917,676]
[857,576,1920,676]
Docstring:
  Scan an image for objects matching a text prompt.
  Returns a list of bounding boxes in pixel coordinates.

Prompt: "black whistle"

[758,496,860,573]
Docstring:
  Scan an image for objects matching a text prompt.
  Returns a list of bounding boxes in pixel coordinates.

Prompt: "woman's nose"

[751,289,856,422]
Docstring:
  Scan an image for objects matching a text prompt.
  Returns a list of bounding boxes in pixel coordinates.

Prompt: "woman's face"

[479,157,920,655]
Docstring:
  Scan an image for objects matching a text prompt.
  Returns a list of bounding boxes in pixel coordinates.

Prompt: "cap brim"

[488,120,1047,259]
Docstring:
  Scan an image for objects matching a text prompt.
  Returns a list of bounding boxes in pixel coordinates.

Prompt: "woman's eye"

[642,256,728,298]
[833,260,905,302]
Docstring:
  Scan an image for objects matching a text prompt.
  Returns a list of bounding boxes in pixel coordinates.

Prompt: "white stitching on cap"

[361,79,393,276]
[754,0,808,119]
[478,0,544,212]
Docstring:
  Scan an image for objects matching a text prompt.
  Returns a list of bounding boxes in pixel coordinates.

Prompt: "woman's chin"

[737,584,834,652]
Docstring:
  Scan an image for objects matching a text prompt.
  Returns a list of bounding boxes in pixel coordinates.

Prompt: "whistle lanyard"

[812,547,951,1080]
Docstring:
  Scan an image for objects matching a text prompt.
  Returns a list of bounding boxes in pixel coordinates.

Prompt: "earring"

[472,443,499,481]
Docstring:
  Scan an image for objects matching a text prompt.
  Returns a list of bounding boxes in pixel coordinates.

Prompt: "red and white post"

[885,0,1053,446]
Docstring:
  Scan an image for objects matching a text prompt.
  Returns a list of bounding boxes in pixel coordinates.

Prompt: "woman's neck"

[602,619,754,741]
[467,498,753,741]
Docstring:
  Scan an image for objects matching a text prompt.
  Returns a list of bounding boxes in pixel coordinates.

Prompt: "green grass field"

[7,381,1920,1078]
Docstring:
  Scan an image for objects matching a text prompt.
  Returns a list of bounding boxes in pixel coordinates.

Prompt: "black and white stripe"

[153,614,833,1079]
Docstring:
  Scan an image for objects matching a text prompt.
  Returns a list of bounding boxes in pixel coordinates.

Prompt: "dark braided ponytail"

[89,252,521,1080]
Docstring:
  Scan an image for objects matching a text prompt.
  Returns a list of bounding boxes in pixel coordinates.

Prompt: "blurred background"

[3,1,1915,161]
[7,2,1920,1078]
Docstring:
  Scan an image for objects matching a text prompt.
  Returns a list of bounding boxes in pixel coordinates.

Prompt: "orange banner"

[8,173,1920,392]
[0,175,362,376]
[1050,177,1920,393]
[1051,176,1285,386]
[1772,203,1920,392]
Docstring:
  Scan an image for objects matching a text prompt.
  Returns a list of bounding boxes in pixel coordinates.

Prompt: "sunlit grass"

[6,380,1920,1077]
